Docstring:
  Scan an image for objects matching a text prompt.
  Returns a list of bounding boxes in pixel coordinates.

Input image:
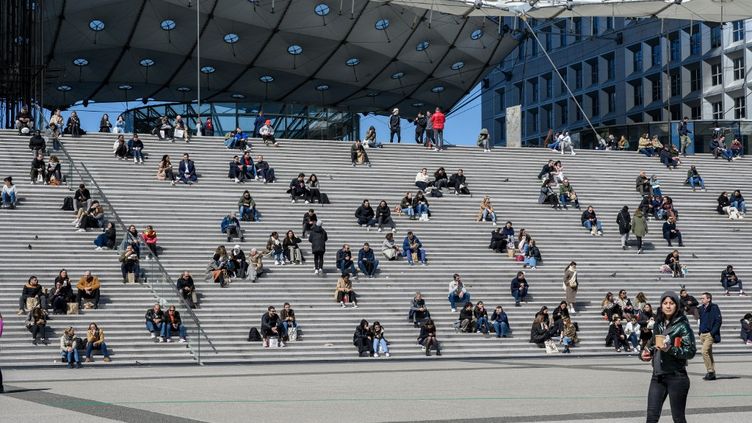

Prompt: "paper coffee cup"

[655,335,666,348]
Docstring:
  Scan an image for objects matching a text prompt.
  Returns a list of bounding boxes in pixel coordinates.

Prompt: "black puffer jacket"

[308,225,328,253]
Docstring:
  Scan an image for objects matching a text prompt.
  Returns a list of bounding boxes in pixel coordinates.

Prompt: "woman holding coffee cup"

[641,291,696,423]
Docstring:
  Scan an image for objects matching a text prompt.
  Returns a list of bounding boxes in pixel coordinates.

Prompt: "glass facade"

[122,102,359,141]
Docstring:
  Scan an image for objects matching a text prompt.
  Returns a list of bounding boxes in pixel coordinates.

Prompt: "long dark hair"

[656,295,684,324]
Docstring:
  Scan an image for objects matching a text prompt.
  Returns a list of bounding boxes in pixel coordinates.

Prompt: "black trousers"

[646,371,690,423]
[313,251,325,270]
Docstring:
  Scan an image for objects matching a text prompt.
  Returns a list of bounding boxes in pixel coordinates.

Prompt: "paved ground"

[2,354,752,422]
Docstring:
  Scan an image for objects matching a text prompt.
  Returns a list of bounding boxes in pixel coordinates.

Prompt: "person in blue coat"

[510,271,529,307]
[178,153,197,184]
[221,213,244,242]
[402,231,426,266]
[698,292,722,381]
[357,243,379,278]
[491,306,510,337]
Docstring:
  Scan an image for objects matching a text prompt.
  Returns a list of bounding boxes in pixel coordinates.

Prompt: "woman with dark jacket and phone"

[353,319,373,357]
[641,291,696,423]
[418,319,441,356]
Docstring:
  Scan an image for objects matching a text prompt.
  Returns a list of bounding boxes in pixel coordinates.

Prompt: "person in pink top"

[430,107,446,151]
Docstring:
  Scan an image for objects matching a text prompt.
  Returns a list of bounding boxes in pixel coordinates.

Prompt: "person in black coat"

[301,209,317,238]
[606,315,631,351]
[389,108,401,143]
[94,222,117,250]
[616,205,632,250]
[288,173,309,203]
[49,270,74,314]
[488,228,507,253]
[355,200,376,229]
[510,272,528,306]
[450,169,470,195]
[414,112,426,144]
[720,265,746,295]
[176,271,198,308]
[662,217,683,247]
[28,131,46,154]
[308,221,328,275]
[529,314,552,347]
[458,302,475,333]
[419,319,441,356]
[375,200,396,232]
[353,319,373,357]
[537,160,554,180]
[679,288,699,319]
[261,306,284,347]
[433,167,449,191]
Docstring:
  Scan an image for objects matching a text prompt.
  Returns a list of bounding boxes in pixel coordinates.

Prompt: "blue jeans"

[146,321,162,334]
[476,317,489,334]
[161,323,187,339]
[85,342,109,358]
[548,141,560,150]
[272,250,285,263]
[732,200,747,213]
[688,176,705,189]
[493,321,510,337]
[448,292,471,309]
[239,205,259,221]
[281,321,298,332]
[562,336,575,346]
[373,338,389,354]
[338,262,357,276]
[639,147,655,157]
[62,349,80,364]
[583,220,603,232]
[415,204,429,215]
[482,209,496,223]
[628,332,639,349]
[133,148,143,161]
[652,187,663,197]
[402,207,415,217]
[358,259,379,276]
[512,287,528,304]
[406,248,426,264]
[732,148,743,157]
[722,149,734,160]
[2,191,16,206]
[524,257,537,268]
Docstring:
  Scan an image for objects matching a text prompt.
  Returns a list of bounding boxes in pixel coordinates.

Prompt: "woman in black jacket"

[529,314,552,347]
[49,270,74,314]
[665,250,682,278]
[616,205,631,250]
[283,230,304,264]
[457,302,475,333]
[641,291,696,423]
[94,222,117,251]
[488,228,507,253]
[419,319,441,356]
[716,191,730,214]
[353,319,373,357]
[375,200,396,232]
[433,167,449,191]
[308,221,328,274]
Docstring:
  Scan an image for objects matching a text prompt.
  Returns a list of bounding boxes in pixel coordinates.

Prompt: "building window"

[574,18,582,42]
[733,21,744,42]
[591,93,600,117]
[575,66,583,90]
[690,68,701,91]
[633,46,643,73]
[651,43,661,68]
[711,26,722,48]
[558,68,568,93]
[531,41,538,57]
[670,72,680,97]
[734,57,745,81]
[652,79,661,102]
[735,96,746,119]
[633,82,643,106]
[591,61,599,85]
[560,102,569,124]
[545,28,552,51]
[670,37,680,62]
[558,22,567,47]
[606,17,613,31]
[545,77,553,98]
[575,96,583,120]
[606,56,615,80]
[591,17,599,36]
[607,90,616,113]
[711,63,722,86]
[497,88,505,111]
[691,105,701,120]
[690,31,701,55]
[530,79,539,102]
[713,101,723,120]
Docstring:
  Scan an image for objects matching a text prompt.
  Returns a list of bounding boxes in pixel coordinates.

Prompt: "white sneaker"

[366,227,371,232]
[492,222,497,226]
[71,218,78,224]
[391,228,397,233]
[571,152,576,156]
[314,269,319,275]
[234,178,240,183]
[280,342,286,348]
[451,308,456,312]
[166,338,172,343]
[275,260,280,265]
[150,333,156,339]
[341,302,346,308]
[598,231,603,236]
[378,228,382,232]
[373,353,379,358]
[353,304,359,308]
[384,352,390,357]
[95,246,103,251]
[291,199,295,204]
[305,200,310,204]
[77,228,86,232]
[179,338,187,343]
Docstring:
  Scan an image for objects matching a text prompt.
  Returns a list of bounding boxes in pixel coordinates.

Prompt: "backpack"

[430,189,443,198]
[62,196,74,211]
[321,193,331,204]
[247,327,262,342]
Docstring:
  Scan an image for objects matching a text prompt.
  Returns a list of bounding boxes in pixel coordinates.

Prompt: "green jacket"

[646,315,696,374]
[631,214,648,237]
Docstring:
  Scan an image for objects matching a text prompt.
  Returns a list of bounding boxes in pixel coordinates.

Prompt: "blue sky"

[69,84,482,146]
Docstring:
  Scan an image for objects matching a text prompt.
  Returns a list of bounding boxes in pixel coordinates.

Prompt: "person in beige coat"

[564,261,578,314]
[335,274,358,308]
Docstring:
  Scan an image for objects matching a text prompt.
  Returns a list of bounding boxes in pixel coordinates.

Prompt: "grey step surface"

[1,129,751,367]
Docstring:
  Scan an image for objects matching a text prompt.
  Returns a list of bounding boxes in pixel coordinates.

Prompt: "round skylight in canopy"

[375,19,390,30]
[416,41,430,51]
[139,58,155,67]
[73,58,89,66]
[224,33,239,44]
[89,19,105,31]
[315,84,330,91]
[314,3,330,16]
[471,29,483,40]
[287,44,303,55]
[346,58,361,66]
[391,72,405,79]
[259,75,274,83]
[451,61,465,70]
[57,85,72,92]
[431,85,445,93]
[160,19,176,31]
[201,66,216,74]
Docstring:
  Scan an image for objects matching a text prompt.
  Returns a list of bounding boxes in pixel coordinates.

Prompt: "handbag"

[287,326,298,341]
[544,339,559,354]
[127,272,136,284]
[67,302,79,315]
[568,279,578,289]
[419,213,429,222]
[174,129,185,139]
[26,297,40,310]
[383,248,396,260]
[506,248,515,258]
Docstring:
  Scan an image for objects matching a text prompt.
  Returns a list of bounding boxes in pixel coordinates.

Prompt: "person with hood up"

[616,205,632,250]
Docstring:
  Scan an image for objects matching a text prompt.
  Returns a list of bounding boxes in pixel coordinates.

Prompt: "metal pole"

[196,0,201,123]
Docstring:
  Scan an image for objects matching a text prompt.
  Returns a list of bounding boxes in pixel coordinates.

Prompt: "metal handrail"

[55,142,215,363]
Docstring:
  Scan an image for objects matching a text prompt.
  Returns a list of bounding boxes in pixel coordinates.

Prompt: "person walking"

[389,108,401,143]
[308,220,328,275]
[641,291,696,423]
[563,261,578,314]
[631,209,648,254]
[430,106,446,151]
[678,116,692,157]
[616,206,631,250]
[698,292,722,381]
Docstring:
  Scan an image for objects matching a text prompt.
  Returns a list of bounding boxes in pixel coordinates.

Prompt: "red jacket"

[431,112,445,130]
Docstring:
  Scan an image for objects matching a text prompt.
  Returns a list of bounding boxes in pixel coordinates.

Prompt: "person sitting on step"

[350,140,371,167]
[265,232,285,265]
[581,205,604,236]
[261,306,284,348]
[306,174,322,204]
[664,250,683,278]
[638,133,654,157]
[730,137,744,158]
[289,173,309,203]
[176,271,198,308]
[84,322,111,363]
[370,321,390,357]
[207,253,232,287]
[355,199,377,229]
[448,273,471,312]
[353,320,373,357]
[238,190,259,222]
[375,200,396,232]
[685,165,706,192]
[403,231,426,266]
[400,192,415,220]
[301,209,317,238]
[160,305,187,343]
[260,120,278,146]
[283,230,303,264]
[510,271,529,307]
[114,135,128,160]
[364,126,382,148]
[157,155,177,186]
[280,302,299,336]
[335,244,358,278]
[178,153,197,185]
[539,179,560,209]
[414,168,431,192]
[76,271,101,309]
[741,313,752,345]
[248,248,265,282]
[615,289,635,318]
[489,227,507,253]
[607,315,632,352]
[474,301,490,335]
[228,155,246,184]
[30,152,46,184]
[240,151,256,181]
[254,155,276,183]
[730,190,747,214]
[335,273,358,308]
[408,292,431,327]
[17,276,47,315]
[220,212,244,242]
[476,195,497,225]
[449,169,470,195]
[523,239,542,270]
[711,136,733,161]
[381,232,402,261]
[433,167,449,191]
[73,200,105,233]
[230,244,248,279]
[721,265,747,296]
[130,134,145,164]
[418,319,441,356]
[26,306,48,346]
[529,313,553,348]
[456,302,476,333]
[49,270,74,315]
[2,176,18,209]
[119,224,141,257]
[413,191,430,220]
[119,245,141,283]
[600,292,622,321]
[60,327,80,367]
[142,225,159,257]
[144,304,164,340]
[560,317,578,353]
[491,305,511,338]
[662,216,683,247]
[537,160,555,180]
[357,242,379,278]
[659,146,678,169]
[679,288,700,320]
[558,179,581,209]
[45,155,62,185]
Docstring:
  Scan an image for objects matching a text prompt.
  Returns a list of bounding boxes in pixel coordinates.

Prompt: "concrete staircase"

[1,129,750,366]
